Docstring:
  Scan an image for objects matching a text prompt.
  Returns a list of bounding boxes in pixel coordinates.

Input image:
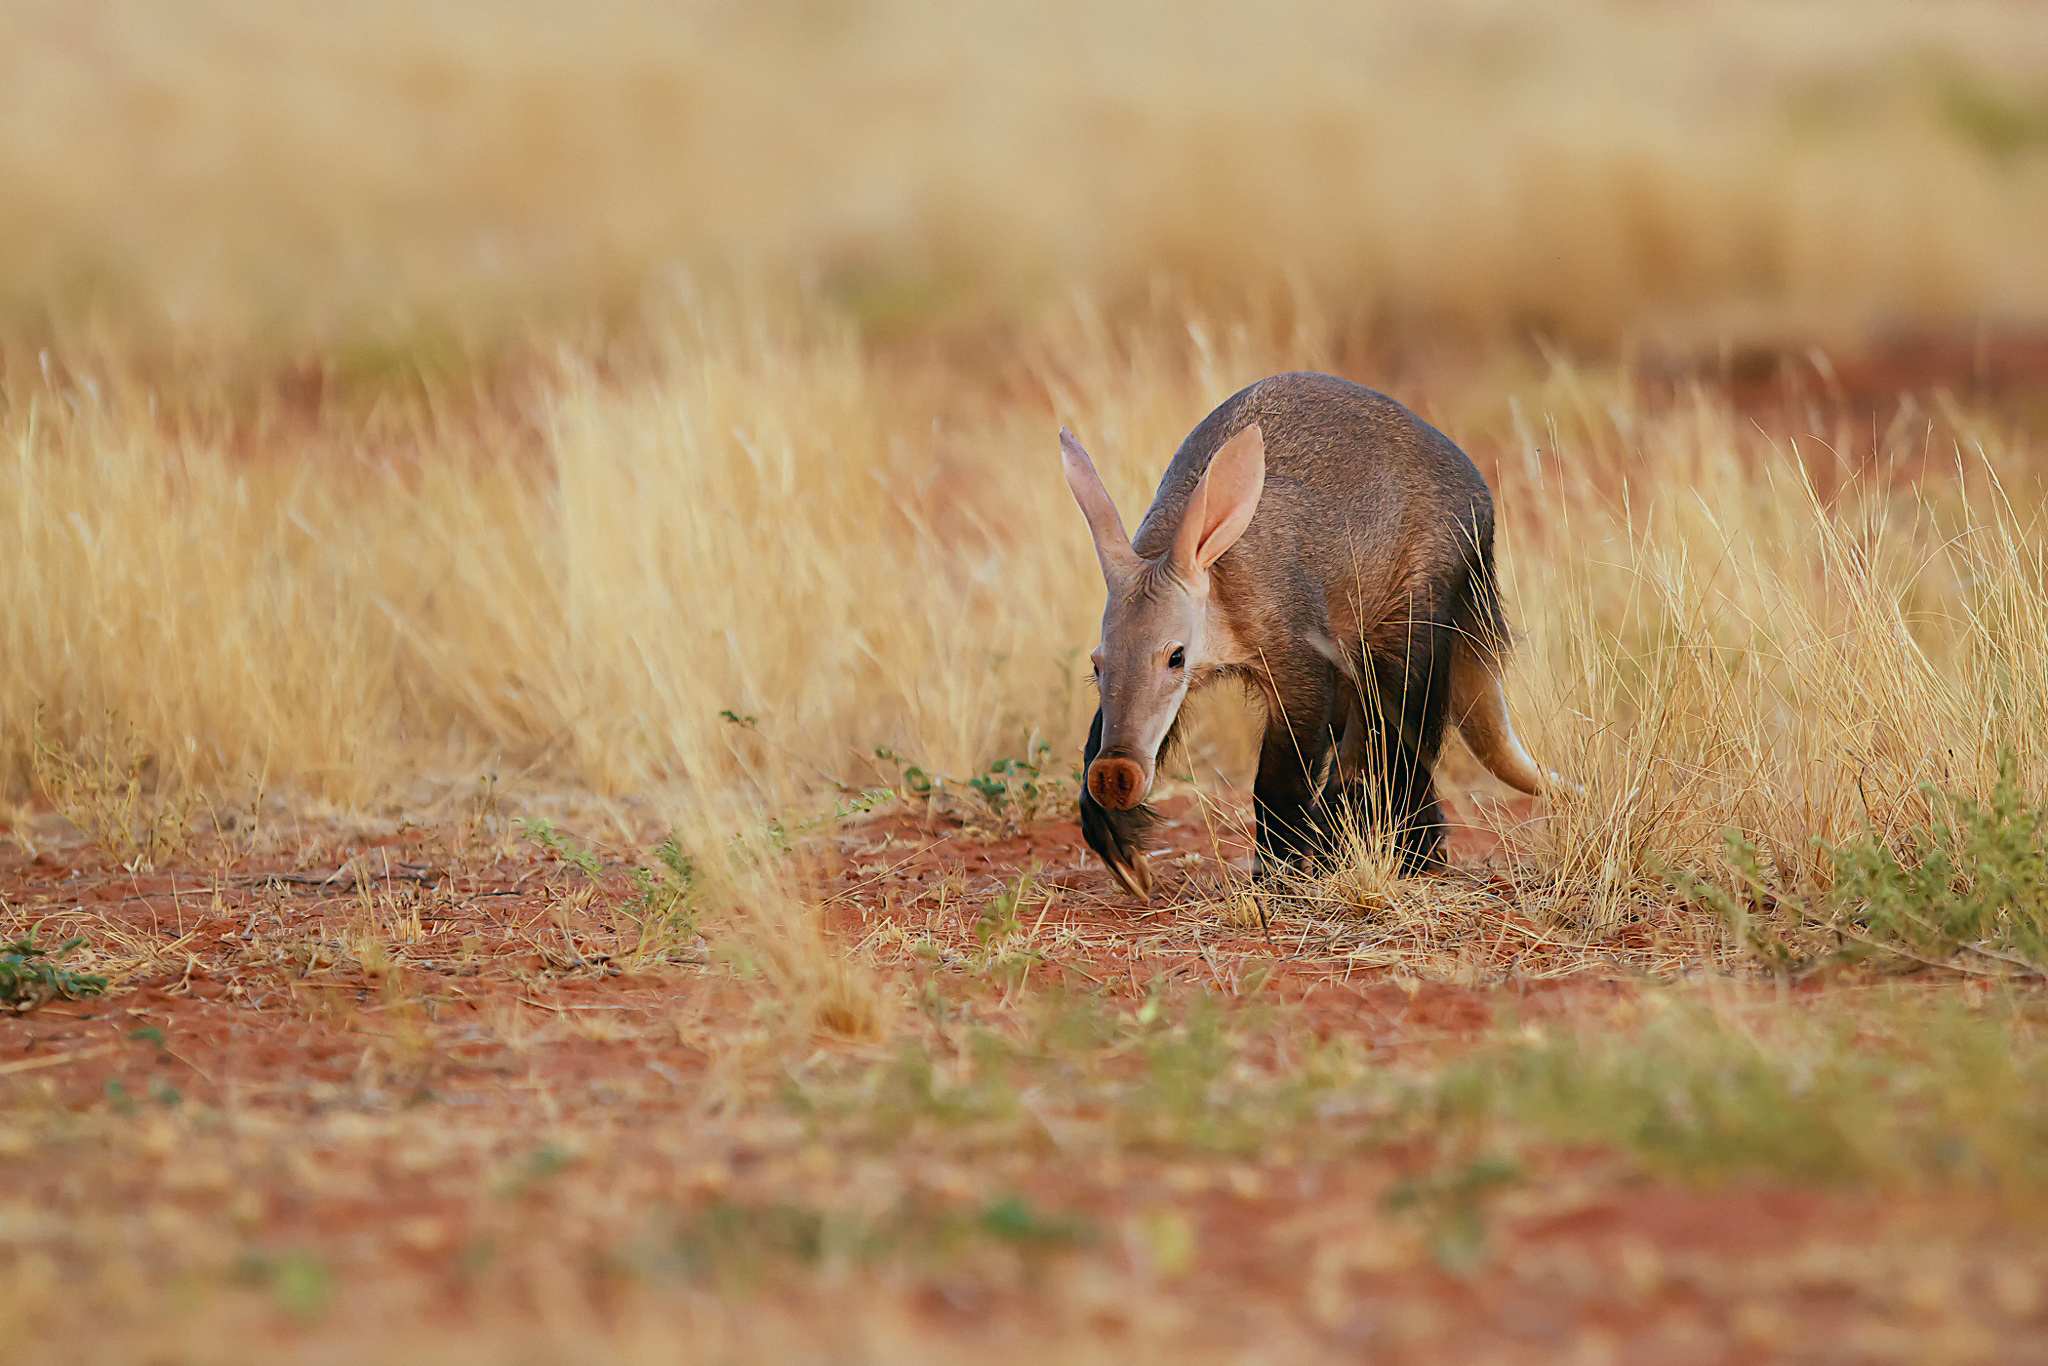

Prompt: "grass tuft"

[29,712,191,871]
[1673,750,2048,978]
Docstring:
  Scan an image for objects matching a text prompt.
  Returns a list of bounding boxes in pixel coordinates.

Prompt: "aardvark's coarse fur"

[1063,372,1544,898]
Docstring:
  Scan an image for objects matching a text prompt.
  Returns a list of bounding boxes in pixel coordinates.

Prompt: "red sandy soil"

[3,796,2045,1364]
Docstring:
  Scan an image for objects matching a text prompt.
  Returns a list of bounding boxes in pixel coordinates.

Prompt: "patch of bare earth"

[1,791,2043,1365]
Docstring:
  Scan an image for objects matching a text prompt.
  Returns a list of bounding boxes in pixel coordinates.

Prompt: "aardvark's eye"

[1168,646,1186,670]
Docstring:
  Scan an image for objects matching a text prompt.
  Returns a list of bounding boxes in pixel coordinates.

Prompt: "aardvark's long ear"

[1060,428,1138,579]
[1170,423,1265,575]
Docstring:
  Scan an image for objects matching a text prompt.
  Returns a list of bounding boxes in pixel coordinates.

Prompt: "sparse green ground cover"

[4,771,2048,1363]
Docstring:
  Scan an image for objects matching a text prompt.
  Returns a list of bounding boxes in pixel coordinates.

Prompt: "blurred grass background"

[3,0,2046,356]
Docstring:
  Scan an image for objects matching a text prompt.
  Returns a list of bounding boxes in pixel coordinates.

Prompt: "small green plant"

[1831,753,2048,973]
[661,1193,1091,1289]
[747,787,895,857]
[1383,1155,1521,1273]
[1929,60,2048,162]
[622,834,701,965]
[965,741,1060,822]
[0,935,109,1011]
[495,1141,576,1198]
[976,1194,1092,1248]
[1664,831,1807,972]
[816,787,896,827]
[517,819,707,965]
[234,1248,330,1318]
[1116,997,1264,1152]
[514,817,603,880]
[840,1031,1028,1142]
[970,866,1044,993]
[974,865,1035,948]
[873,745,936,798]
[875,740,1069,825]
[1671,751,2048,976]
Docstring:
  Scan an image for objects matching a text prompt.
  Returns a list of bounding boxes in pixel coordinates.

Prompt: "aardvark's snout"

[1086,757,1147,810]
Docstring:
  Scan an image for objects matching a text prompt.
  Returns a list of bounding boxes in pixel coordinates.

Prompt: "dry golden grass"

[9,302,2048,918]
[4,0,2046,881]
[1499,366,2048,924]
[2,0,2047,351]
[7,4,2048,1359]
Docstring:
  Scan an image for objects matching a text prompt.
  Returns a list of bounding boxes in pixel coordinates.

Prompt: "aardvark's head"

[1060,423,1265,812]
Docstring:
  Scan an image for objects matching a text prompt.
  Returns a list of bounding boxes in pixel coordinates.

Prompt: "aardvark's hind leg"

[1359,606,1455,873]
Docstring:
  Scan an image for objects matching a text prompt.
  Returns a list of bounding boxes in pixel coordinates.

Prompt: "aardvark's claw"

[1106,850,1152,902]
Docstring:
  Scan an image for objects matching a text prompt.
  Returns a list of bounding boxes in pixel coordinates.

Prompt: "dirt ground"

[5,327,2047,1363]
[3,786,2045,1366]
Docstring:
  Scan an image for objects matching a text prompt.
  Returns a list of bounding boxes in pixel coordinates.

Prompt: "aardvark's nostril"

[1086,757,1146,810]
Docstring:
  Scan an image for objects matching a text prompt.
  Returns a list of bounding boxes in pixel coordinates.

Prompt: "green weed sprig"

[0,936,109,1011]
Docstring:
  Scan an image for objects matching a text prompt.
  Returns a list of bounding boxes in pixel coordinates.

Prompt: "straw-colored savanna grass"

[7,1,2048,1358]
[9,304,2047,933]
[3,0,2044,840]
[3,0,2047,351]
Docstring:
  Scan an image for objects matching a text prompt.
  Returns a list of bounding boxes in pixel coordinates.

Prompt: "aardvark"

[1061,372,1547,898]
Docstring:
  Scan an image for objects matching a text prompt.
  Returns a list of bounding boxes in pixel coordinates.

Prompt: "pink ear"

[1171,424,1265,573]
[1060,428,1137,576]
